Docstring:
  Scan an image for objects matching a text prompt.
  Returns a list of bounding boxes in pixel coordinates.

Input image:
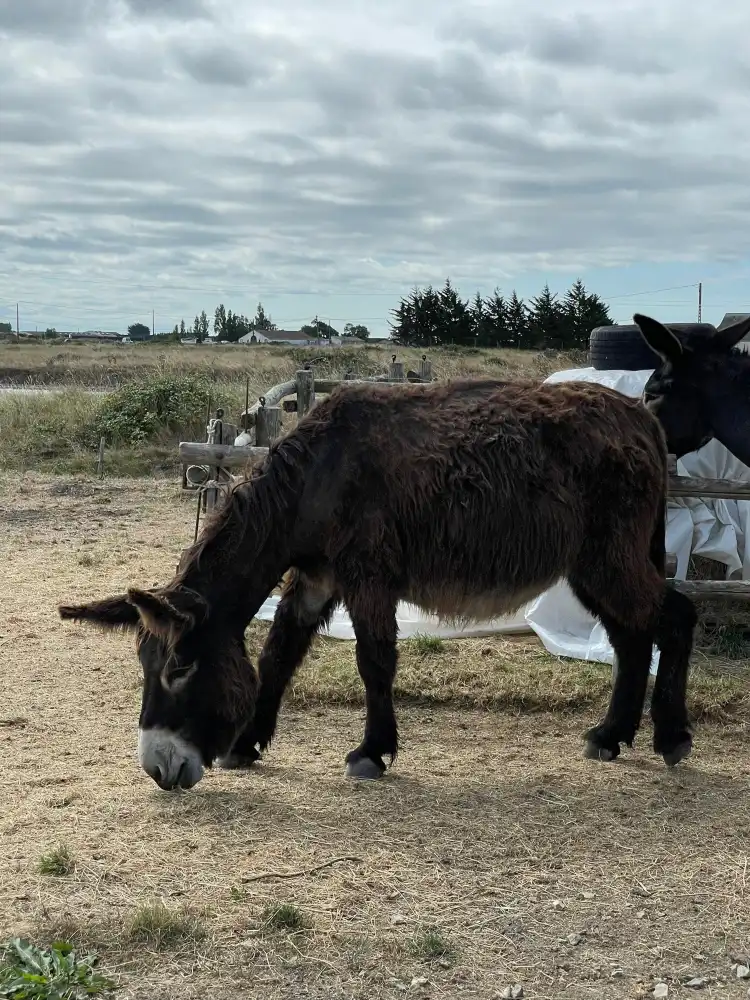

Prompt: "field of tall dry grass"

[0,340,587,475]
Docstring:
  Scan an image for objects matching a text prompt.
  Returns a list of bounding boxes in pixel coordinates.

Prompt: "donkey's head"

[634,312,750,458]
[59,586,258,791]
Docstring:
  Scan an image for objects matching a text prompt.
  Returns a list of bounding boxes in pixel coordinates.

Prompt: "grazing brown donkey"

[59,378,697,791]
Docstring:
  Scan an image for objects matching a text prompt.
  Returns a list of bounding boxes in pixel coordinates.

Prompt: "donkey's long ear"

[59,594,140,630]
[715,314,750,351]
[633,314,684,364]
[126,586,207,639]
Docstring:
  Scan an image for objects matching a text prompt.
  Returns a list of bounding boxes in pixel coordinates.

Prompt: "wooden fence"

[178,363,750,608]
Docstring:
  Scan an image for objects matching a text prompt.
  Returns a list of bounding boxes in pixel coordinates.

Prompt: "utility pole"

[16,302,19,342]
[698,282,702,322]
[152,309,155,337]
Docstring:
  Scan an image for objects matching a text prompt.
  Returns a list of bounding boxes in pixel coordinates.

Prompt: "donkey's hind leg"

[651,586,697,767]
[568,574,658,762]
[217,569,337,769]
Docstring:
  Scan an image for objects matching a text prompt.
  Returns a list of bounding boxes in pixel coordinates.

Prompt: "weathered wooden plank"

[313,376,419,394]
[668,474,750,500]
[670,579,750,601]
[179,442,269,467]
[256,405,283,447]
[296,368,315,418]
[389,358,405,382]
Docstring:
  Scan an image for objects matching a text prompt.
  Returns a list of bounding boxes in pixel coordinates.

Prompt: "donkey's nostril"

[144,762,163,785]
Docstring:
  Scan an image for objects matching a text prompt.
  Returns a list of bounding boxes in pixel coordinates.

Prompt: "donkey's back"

[297,377,669,625]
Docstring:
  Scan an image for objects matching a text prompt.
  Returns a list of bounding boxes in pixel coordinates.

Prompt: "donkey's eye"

[160,661,198,694]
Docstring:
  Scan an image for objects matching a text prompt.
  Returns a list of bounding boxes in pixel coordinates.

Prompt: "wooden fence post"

[389,355,405,382]
[296,368,315,418]
[418,355,432,381]
[97,437,105,479]
[256,404,283,446]
[202,410,237,513]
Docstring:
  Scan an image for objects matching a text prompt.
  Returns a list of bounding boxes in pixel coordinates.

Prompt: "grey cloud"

[616,90,718,125]
[0,113,75,146]
[0,0,111,39]
[87,34,174,82]
[124,0,212,19]
[175,43,267,88]
[395,52,503,112]
[448,12,672,76]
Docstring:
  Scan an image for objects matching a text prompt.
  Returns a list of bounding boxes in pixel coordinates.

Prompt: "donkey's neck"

[704,355,750,469]
[176,459,299,624]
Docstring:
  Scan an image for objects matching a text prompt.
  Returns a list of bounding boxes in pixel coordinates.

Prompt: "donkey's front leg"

[217,572,336,769]
[344,590,399,780]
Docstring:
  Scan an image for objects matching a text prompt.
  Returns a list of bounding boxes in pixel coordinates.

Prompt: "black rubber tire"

[588,324,661,371]
[588,322,698,371]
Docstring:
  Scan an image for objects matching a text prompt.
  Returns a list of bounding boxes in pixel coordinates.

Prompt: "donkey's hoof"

[345,753,385,780]
[661,740,693,768]
[583,741,617,762]
[216,750,260,770]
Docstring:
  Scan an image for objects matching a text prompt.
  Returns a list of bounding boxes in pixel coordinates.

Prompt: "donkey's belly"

[404,577,561,623]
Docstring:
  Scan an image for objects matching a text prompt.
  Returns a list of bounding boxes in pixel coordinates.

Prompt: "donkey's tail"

[649,491,667,577]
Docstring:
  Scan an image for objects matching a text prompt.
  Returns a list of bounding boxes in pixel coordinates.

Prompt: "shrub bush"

[89,374,213,446]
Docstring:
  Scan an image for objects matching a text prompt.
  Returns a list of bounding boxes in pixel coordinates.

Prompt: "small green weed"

[408,926,455,961]
[38,846,74,877]
[127,902,205,948]
[0,937,116,998]
[261,902,309,933]
[705,624,750,660]
[409,633,446,656]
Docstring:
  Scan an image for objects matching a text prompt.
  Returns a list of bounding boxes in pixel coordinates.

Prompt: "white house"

[237,330,368,347]
[237,329,311,346]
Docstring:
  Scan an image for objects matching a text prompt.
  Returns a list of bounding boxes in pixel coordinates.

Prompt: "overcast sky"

[2,0,750,336]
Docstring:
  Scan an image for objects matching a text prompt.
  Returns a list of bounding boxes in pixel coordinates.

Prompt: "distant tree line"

[130,302,373,344]
[122,279,611,349]
[389,279,614,349]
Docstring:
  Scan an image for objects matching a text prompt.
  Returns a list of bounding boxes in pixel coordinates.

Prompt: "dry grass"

[2,472,750,999]
[0,340,587,478]
[0,339,586,388]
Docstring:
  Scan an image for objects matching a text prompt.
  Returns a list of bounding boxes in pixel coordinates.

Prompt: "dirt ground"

[2,473,750,999]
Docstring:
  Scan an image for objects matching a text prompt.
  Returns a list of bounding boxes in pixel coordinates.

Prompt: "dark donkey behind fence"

[59,377,697,791]
[634,311,750,464]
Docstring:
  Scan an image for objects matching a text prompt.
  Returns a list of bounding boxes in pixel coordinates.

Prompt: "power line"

[604,282,699,300]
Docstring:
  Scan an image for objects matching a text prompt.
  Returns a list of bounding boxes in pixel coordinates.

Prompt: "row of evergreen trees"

[389,279,614,349]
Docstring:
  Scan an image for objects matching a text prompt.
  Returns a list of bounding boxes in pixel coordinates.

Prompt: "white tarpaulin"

[254,366,750,667]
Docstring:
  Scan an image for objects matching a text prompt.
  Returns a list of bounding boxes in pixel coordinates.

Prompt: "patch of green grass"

[38,845,74,877]
[409,633,447,656]
[0,937,116,998]
[702,624,750,660]
[261,902,309,934]
[127,902,206,948]
[247,618,750,721]
[0,379,243,476]
[408,926,455,962]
